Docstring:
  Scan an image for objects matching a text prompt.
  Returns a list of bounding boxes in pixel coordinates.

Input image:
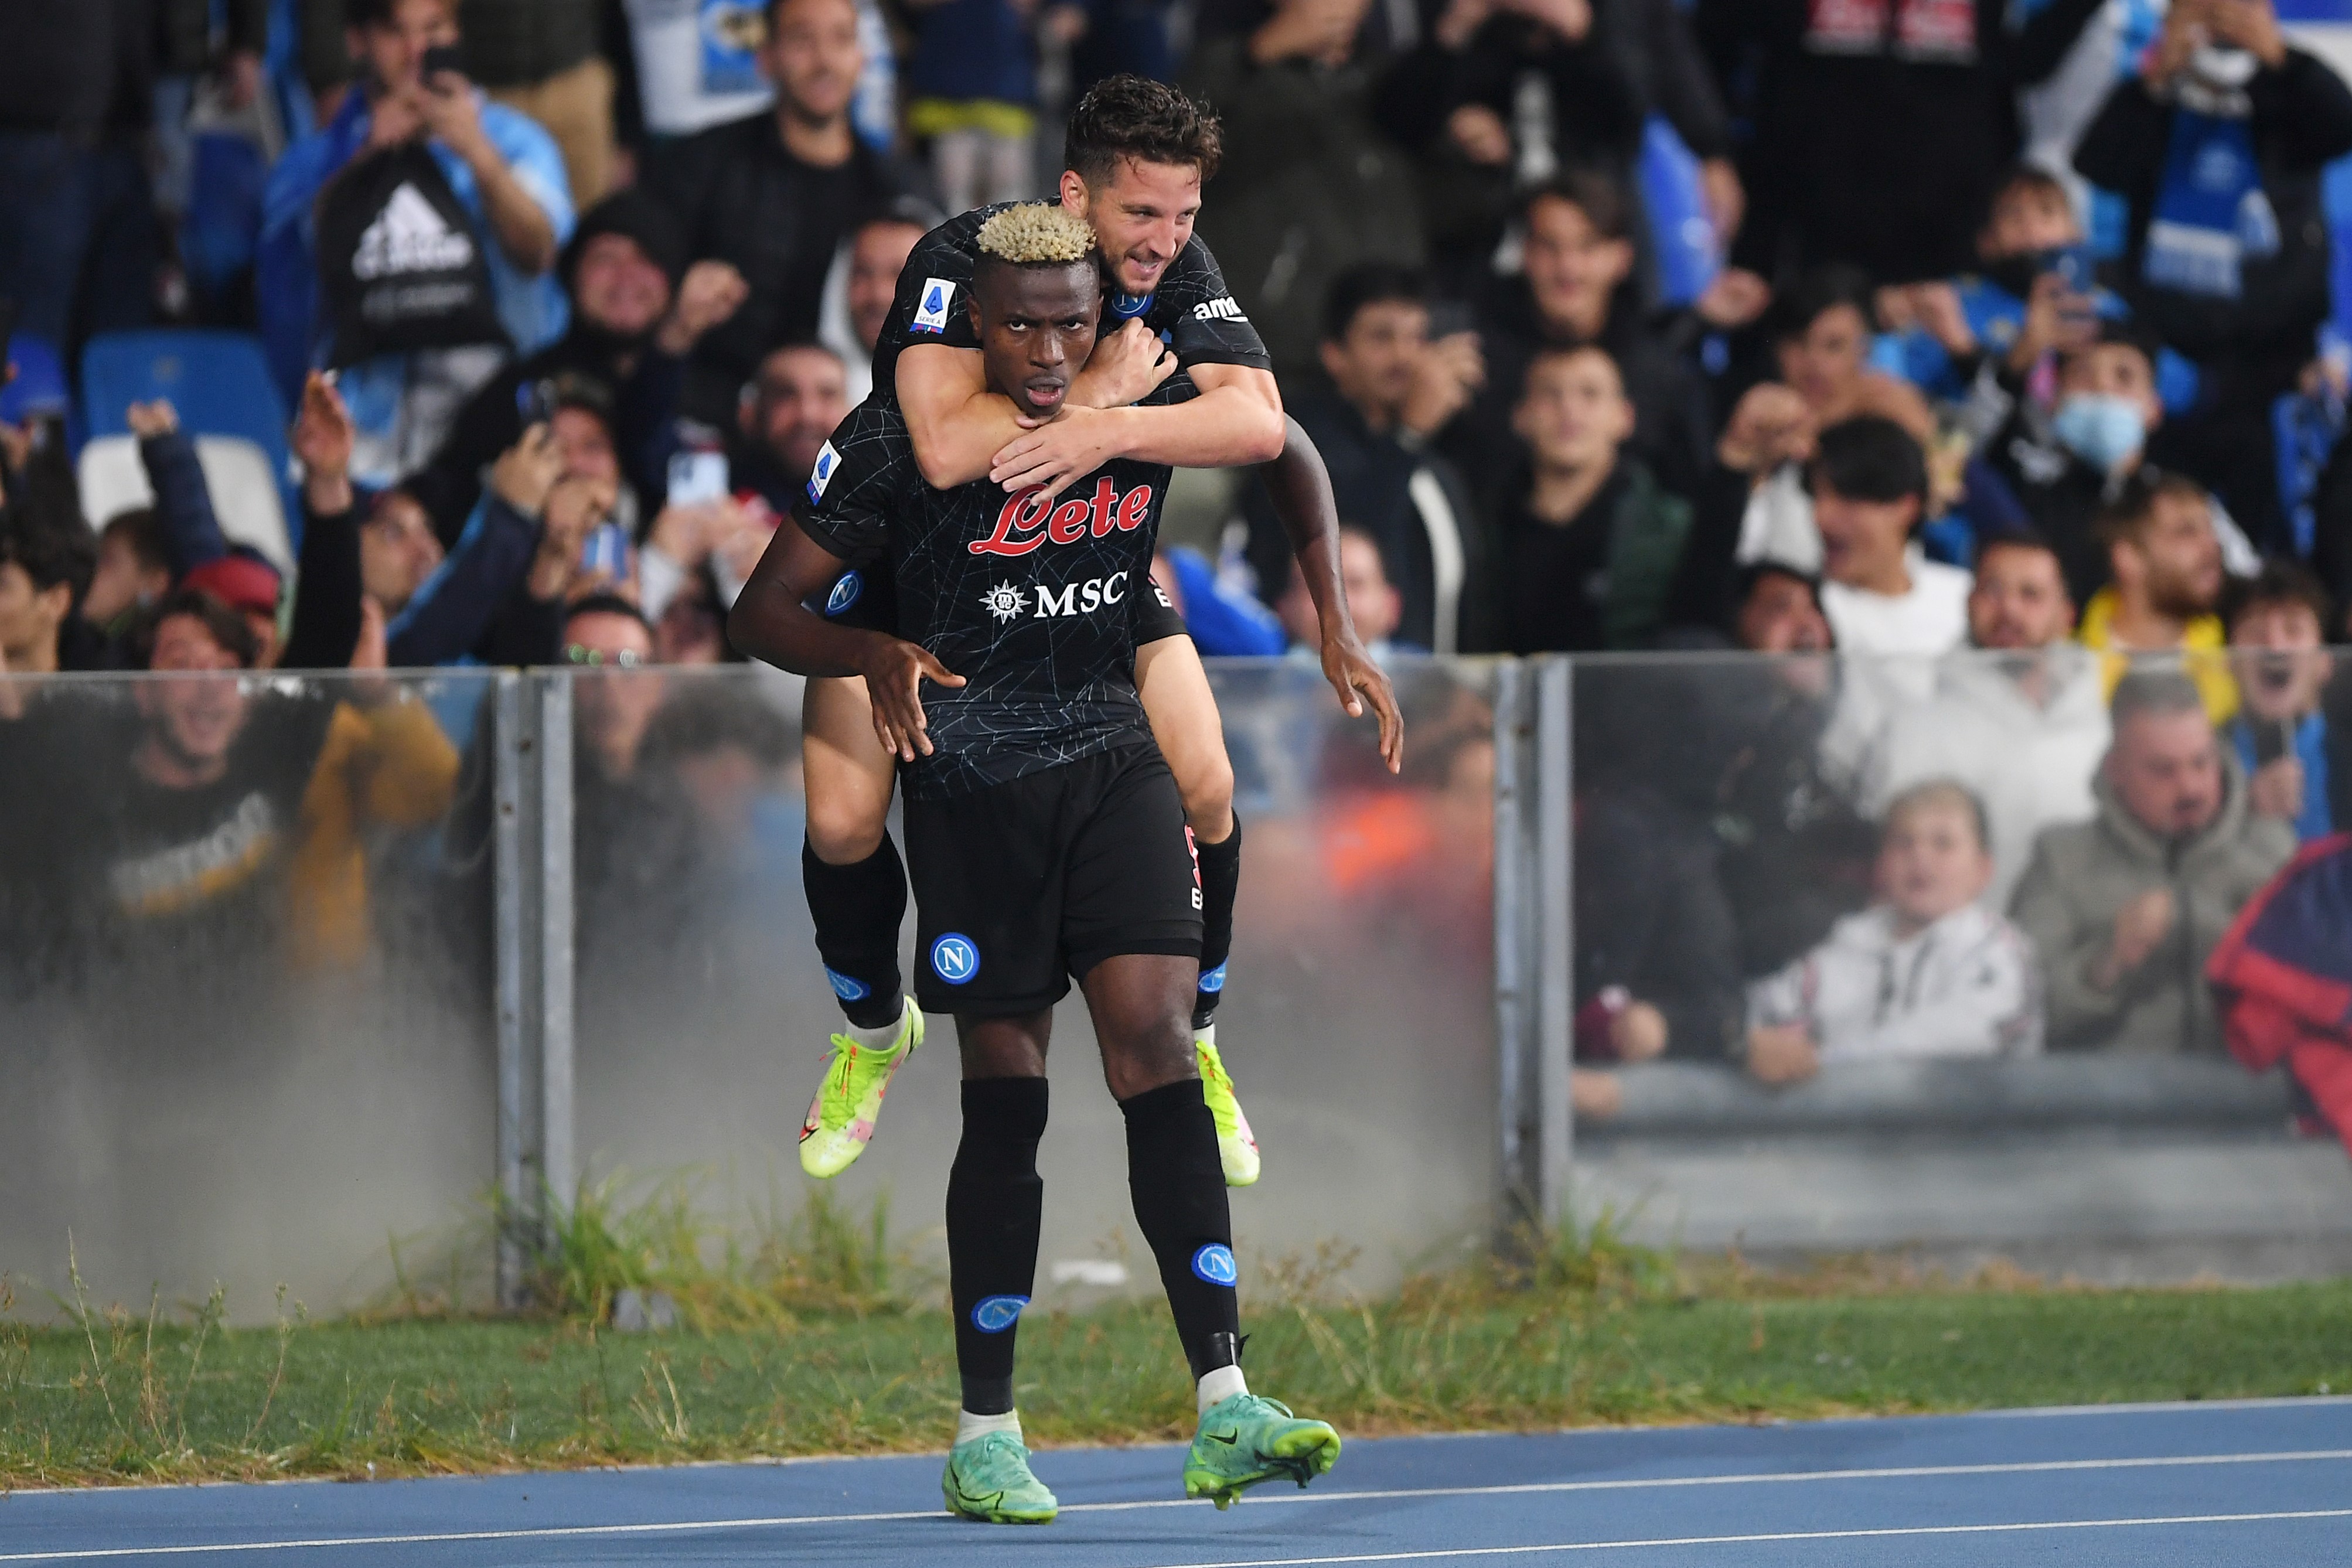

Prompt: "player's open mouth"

[1020,379,1068,411]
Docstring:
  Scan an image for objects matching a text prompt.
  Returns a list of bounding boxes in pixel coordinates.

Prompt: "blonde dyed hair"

[976,203,1096,265]
[1883,779,1989,853]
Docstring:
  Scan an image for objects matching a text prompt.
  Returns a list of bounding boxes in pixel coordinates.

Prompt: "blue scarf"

[2144,80,2281,299]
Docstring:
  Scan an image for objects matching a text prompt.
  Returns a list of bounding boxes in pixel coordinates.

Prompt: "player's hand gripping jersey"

[793,379,1199,799]
[872,204,1272,386]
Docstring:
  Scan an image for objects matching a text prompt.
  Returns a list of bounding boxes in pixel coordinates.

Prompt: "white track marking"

[1126,1509,2352,1568]
[0,1449,2347,1562]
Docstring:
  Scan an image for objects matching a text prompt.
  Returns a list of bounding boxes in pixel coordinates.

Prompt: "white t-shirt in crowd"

[1820,547,1973,659]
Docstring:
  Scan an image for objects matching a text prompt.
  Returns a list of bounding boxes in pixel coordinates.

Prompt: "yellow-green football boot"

[1183,1392,1341,1508]
[1196,1027,1259,1186]
[797,997,922,1178]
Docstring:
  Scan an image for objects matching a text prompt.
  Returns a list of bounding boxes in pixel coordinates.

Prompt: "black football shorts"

[903,743,1204,1016]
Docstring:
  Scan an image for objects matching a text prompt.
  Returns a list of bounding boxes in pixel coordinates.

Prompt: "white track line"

[1126,1509,2352,1567]
[0,1448,2346,1562]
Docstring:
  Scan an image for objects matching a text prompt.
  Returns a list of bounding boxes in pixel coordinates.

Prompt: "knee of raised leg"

[1180,755,1236,841]
[807,795,887,864]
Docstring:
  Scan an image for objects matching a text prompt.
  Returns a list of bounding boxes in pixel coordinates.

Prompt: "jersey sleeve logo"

[806,441,840,502]
[913,278,956,334]
[1192,296,1247,322]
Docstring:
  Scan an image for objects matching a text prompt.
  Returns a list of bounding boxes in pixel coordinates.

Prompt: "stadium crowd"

[4,0,2352,1106]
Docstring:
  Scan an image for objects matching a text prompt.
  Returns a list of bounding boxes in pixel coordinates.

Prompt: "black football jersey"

[871,203,1272,394]
[794,380,1198,799]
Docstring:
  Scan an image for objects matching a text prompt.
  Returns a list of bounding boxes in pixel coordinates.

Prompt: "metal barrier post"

[1535,656,1574,1229]
[537,676,577,1216]
[490,672,531,1308]
[1491,660,1537,1236]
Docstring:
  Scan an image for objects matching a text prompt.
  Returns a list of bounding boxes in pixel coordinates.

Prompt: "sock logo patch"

[823,966,872,1002]
[1199,963,1227,994]
[931,933,981,984]
[1190,1244,1238,1286]
[970,1294,1029,1332]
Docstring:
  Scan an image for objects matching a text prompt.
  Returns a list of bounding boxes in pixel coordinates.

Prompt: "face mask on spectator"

[2051,394,2145,471]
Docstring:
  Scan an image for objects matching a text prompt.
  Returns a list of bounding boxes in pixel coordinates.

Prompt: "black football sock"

[947,1077,1049,1415]
[803,834,906,1030]
[1120,1079,1242,1379]
[1192,816,1242,1032]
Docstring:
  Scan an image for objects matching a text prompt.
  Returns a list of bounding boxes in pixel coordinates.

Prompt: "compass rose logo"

[978,581,1028,623]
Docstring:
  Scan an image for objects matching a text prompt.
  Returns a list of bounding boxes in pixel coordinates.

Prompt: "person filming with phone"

[260,0,577,488]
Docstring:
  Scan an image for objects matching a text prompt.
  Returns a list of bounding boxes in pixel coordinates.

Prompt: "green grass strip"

[5,1279,2347,1489]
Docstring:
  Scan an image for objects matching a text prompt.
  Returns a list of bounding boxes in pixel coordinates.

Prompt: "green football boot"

[942,1430,1059,1524]
[1183,1392,1341,1509]
[797,997,923,1178]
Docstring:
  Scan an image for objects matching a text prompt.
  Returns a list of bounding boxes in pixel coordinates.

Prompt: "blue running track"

[2,1396,2347,1566]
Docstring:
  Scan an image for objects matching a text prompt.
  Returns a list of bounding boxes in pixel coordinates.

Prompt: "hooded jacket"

[1858,645,2111,909]
[2009,748,2295,1052]
[1748,901,2044,1062]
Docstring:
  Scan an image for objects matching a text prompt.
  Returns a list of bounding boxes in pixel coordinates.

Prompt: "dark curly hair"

[1063,75,1223,188]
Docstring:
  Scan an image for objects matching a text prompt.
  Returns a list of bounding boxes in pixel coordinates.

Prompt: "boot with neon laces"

[1181,1345,1341,1508]
[943,1414,1058,1525]
[1194,1025,1259,1187]
[797,995,923,1178]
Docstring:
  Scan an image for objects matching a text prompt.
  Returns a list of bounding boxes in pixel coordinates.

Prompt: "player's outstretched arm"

[897,325,1178,490]
[1259,417,1403,773]
[988,362,1286,500]
[727,517,966,761]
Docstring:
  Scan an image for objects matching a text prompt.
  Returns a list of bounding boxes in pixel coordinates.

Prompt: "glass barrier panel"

[1563,645,2352,1279]
[561,656,1501,1296]
[1,669,502,1320]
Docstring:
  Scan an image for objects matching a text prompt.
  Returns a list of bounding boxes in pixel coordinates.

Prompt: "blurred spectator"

[1149,545,1288,656]
[1574,563,1877,1059]
[730,342,851,510]
[0,507,96,680]
[612,0,780,149]
[1703,0,2014,286]
[2011,669,2295,1053]
[2208,833,2352,1157]
[2074,0,2352,553]
[0,0,157,357]
[638,341,848,643]
[1182,0,1426,375]
[1808,416,1971,657]
[1985,318,2259,604]
[901,0,1062,211]
[1447,172,1715,509]
[1685,265,1938,623]
[82,507,173,639]
[820,198,939,403]
[1745,779,2043,1085]
[1275,524,1419,660]
[1374,0,1648,275]
[461,0,619,205]
[2077,469,2237,721]
[1493,341,1689,652]
[260,0,575,486]
[182,553,287,669]
[1860,533,2108,907]
[1243,265,1480,652]
[2224,561,2337,842]
[150,0,269,229]
[0,583,458,977]
[401,188,748,547]
[2008,0,2167,234]
[1875,163,2104,414]
[646,0,922,424]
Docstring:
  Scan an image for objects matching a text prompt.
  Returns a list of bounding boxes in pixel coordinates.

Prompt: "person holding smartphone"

[2225,561,2340,842]
[259,0,577,485]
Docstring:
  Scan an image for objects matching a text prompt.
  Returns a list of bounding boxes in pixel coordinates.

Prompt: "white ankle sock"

[1196,1021,1216,1050]
[1197,1364,1247,1414]
[956,1408,1021,1446]
[846,1001,906,1053]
